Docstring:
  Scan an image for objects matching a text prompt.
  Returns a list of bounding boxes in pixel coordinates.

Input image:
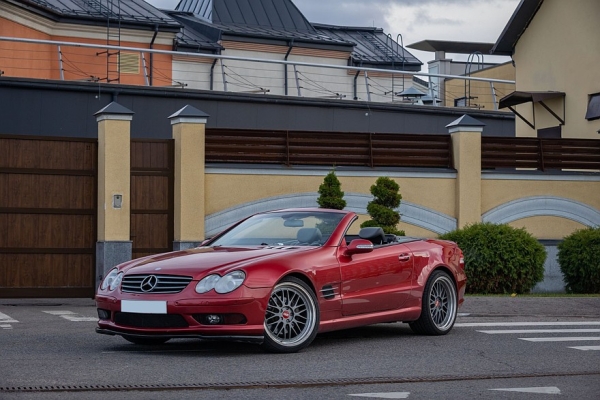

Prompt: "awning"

[498,91,565,130]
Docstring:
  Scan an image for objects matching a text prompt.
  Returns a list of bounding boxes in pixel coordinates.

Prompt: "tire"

[122,335,170,345]
[262,277,320,353]
[409,270,457,335]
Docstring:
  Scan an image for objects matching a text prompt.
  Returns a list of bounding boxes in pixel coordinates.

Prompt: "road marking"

[456,321,600,327]
[1,323,13,330]
[457,313,470,316]
[348,392,410,399]
[490,386,560,394]
[0,311,19,323]
[519,336,600,342]
[42,310,98,322]
[568,345,600,351]
[478,329,600,334]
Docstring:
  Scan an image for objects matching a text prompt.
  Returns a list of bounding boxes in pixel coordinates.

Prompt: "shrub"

[316,170,346,210]
[361,177,405,236]
[439,223,546,294]
[558,227,600,294]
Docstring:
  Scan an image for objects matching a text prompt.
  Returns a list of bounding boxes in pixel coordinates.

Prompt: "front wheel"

[409,270,457,335]
[262,277,319,353]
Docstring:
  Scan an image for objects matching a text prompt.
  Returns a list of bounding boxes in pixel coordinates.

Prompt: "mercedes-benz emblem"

[140,275,158,292]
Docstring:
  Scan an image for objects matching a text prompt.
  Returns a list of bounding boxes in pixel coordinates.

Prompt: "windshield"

[210,211,345,247]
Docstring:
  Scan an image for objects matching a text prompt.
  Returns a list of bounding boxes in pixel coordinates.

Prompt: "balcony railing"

[0,36,515,110]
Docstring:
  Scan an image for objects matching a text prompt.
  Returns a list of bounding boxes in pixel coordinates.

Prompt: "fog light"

[97,309,111,320]
[206,314,221,325]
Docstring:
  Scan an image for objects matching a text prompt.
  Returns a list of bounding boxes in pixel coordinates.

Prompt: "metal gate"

[130,139,174,260]
[0,135,97,298]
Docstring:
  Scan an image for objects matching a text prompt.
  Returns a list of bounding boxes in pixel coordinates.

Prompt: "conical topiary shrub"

[317,170,346,210]
[361,176,404,236]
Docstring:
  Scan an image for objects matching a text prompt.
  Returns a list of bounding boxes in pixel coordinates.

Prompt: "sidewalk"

[461,295,600,318]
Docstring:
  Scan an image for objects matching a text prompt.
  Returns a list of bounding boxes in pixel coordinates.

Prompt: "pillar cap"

[169,105,210,125]
[446,114,485,133]
[94,102,134,122]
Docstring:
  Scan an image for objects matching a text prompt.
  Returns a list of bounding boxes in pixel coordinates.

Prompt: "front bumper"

[95,286,271,340]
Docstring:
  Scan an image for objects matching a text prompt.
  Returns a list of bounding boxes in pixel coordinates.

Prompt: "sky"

[146,0,521,73]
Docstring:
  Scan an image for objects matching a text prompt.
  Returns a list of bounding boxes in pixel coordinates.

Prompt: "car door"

[339,243,414,316]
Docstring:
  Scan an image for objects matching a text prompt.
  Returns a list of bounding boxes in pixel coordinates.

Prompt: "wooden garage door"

[0,135,97,298]
[130,139,174,260]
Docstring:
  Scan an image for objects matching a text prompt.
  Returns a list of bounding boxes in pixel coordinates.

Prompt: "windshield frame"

[208,210,347,248]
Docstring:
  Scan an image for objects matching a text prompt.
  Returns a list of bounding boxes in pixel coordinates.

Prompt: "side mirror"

[344,239,374,256]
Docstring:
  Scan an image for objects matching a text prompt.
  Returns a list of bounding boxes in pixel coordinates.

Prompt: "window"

[585,93,600,121]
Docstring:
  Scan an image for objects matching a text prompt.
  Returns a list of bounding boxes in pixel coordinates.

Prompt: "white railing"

[0,36,515,110]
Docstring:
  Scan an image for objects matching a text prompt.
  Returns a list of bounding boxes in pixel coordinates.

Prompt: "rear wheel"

[409,270,457,335]
[262,277,319,353]
[122,335,170,345]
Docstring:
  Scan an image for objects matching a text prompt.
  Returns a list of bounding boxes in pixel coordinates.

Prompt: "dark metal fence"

[206,129,453,168]
[482,137,600,171]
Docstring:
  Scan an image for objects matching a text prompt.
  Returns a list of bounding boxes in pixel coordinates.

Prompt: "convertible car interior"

[345,227,420,247]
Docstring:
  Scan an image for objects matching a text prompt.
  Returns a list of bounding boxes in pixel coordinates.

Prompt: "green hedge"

[558,227,600,294]
[439,223,546,294]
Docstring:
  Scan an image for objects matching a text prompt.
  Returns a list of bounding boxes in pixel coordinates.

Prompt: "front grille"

[121,274,193,294]
[114,312,189,328]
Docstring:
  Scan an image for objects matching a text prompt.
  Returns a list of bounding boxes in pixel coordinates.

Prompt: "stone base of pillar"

[173,241,202,251]
[96,241,132,289]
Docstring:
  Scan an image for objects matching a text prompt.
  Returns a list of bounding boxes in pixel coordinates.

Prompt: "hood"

[120,246,311,278]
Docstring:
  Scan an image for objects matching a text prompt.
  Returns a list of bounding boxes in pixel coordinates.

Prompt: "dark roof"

[313,24,421,70]
[9,0,180,30]
[175,0,352,47]
[499,91,565,109]
[168,12,223,52]
[407,40,494,55]
[491,0,544,55]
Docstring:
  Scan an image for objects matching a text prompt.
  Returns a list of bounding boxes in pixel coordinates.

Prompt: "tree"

[316,170,346,210]
[361,176,404,235]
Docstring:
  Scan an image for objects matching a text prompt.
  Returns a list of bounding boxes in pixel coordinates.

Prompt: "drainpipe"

[209,59,218,90]
[149,25,158,86]
[284,40,294,95]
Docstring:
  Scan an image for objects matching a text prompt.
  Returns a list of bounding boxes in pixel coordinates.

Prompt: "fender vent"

[320,285,336,300]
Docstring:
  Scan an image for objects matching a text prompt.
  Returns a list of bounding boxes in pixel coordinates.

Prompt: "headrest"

[297,227,323,244]
[359,227,386,245]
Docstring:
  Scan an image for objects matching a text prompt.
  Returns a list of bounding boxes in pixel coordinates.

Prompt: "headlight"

[195,271,246,294]
[215,271,246,294]
[195,274,220,294]
[100,269,122,291]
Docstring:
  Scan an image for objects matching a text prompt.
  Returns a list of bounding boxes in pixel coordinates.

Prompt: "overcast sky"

[146,0,521,72]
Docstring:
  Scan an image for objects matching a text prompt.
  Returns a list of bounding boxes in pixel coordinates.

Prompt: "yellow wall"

[445,62,516,111]
[512,0,600,138]
[508,216,586,240]
[482,180,600,212]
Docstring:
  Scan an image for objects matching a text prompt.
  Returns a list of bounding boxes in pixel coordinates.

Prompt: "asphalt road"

[1,296,599,399]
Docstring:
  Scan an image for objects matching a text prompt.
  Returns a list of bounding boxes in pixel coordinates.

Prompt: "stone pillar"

[447,115,484,228]
[168,105,210,251]
[95,102,134,287]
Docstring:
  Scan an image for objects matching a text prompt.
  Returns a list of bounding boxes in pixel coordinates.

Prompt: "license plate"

[121,300,167,314]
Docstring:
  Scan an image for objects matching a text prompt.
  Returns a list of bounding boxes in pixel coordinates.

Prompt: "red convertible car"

[96,208,466,353]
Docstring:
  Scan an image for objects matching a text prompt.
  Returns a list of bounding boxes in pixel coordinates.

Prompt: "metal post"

[293,65,301,97]
[220,60,227,92]
[141,52,149,86]
[364,71,371,102]
[57,45,64,80]
[490,82,498,110]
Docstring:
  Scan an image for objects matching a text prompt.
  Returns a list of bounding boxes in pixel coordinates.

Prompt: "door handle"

[398,253,411,262]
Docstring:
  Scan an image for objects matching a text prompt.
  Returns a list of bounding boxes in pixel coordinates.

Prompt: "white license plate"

[121,300,167,314]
